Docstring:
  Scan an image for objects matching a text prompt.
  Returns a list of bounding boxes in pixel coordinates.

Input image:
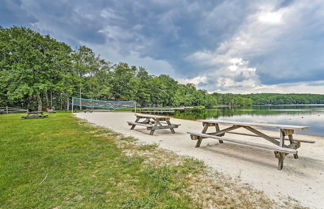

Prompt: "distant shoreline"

[217,104,324,107]
[252,104,324,106]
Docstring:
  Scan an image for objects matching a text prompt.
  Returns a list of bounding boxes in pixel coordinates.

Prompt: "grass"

[0,113,197,209]
[0,113,306,209]
[138,144,159,151]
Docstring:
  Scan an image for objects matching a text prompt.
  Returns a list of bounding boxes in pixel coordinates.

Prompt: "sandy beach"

[76,112,324,209]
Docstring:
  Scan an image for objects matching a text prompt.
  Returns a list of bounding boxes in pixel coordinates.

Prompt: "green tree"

[110,63,137,100]
[0,26,72,110]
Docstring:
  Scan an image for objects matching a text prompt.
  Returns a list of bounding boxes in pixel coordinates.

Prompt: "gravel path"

[76,112,324,209]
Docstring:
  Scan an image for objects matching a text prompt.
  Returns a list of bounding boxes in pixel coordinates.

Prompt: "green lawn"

[0,113,197,209]
[0,113,303,209]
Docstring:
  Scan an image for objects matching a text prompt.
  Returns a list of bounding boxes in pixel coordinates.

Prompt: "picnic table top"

[28,111,43,114]
[135,113,170,119]
[201,119,309,130]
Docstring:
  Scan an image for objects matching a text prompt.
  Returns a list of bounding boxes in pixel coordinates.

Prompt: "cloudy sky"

[2,0,324,94]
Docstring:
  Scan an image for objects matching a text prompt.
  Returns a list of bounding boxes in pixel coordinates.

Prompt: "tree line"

[0,26,217,110]
[243,93,324,105]
[212,93,324,106]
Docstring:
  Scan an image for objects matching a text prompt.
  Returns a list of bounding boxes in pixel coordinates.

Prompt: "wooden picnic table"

[127,113,180,135]
[188,120,315,170]
[21,111,48,119]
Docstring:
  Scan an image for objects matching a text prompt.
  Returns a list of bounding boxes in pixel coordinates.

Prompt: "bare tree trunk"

[60,94,63,110]
[27,96,31,112]
[45,92,49,108]
[66,95,70,111]
[37,94,43,111]
[50,91,53,109]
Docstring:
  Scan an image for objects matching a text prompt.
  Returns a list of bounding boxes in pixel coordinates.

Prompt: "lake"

[173,105,324,136]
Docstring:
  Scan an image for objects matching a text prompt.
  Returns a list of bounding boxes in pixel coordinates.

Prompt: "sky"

[1,0,324,94]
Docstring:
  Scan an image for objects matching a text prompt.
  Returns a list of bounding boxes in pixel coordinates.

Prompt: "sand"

[76,112,324,209]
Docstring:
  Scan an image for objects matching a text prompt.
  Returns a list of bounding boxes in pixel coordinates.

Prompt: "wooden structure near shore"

[0,106,27,114]
[140,107,194,114]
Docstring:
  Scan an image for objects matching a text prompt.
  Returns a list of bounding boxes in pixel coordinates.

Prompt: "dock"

[140,107,194,114]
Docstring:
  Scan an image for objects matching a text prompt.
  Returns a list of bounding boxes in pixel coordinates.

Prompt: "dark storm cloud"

[2,0,324,92]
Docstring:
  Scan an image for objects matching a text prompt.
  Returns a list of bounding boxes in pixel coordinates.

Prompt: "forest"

[1,26,324,110]
[0,27,217,110]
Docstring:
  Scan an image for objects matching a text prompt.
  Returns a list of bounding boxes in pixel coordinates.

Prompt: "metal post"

[79,87,82,110]
[134,101,137,113]
[79,96,82,111]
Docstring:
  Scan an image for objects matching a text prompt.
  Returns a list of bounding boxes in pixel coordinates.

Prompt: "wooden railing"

[0,106,27,114]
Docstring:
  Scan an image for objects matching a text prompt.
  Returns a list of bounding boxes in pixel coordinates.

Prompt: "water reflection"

[173,105,324,136]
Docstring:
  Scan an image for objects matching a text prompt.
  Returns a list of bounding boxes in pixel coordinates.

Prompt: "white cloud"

[123,52,177,77]
[257,11,283,25]
[87,42,177,77]
[100,8,124,21]
[178,76,207,85]
[186,0,324,93]
[233,80,324,94]
[182,56,260,92]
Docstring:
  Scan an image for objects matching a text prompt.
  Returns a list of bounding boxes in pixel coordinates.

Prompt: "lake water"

[173,105,324,136]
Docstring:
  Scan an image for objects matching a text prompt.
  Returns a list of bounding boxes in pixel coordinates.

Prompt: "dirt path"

[76,112,324,209]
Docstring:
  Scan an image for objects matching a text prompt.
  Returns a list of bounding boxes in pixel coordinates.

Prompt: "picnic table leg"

[131,117,140,130]
[288,134,299,159]
[275,151,285,170]
[195,136,203,147]
[166,119,175,134]
[149,119,159,135]
[166,120,175,134]
[196,123,209,147]
[149,127,155,135]
[280,129,285,147]
[215,123,223,144]
[277,129,286,170]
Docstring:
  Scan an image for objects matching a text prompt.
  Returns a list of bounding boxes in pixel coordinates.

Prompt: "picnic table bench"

[127,113,180,135]
[188,120,315,170]
[21,111,48,119]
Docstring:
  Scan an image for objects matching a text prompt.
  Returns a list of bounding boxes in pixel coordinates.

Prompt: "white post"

[134,101,137,113]
[6,106,8,114]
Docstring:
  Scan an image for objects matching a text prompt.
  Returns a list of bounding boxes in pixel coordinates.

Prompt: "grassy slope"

[0,113,196,209]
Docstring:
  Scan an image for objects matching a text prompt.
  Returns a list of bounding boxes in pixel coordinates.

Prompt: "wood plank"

[208,125,240,136]
[147,124,180,130]
[226,131,315,143]
[242,126,280,146]
[135,113,169,119]
[201,119,309,130]
[127,121,154,127]
[141,108,175,113]
[187,132,297,154]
